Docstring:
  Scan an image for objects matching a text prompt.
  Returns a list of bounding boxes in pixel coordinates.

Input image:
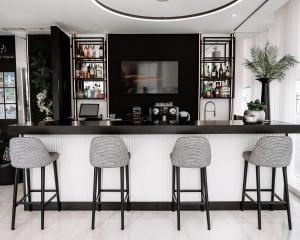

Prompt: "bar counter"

[8,120,300,135]
[7,120,300,210]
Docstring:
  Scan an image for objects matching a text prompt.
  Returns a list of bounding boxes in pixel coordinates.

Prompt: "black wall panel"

[108,34,199,120]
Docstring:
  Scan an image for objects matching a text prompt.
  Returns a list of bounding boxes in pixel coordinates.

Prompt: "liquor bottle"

[211,64,218,78]
[97,64,103,79]
[83,44,88,57]
[90,64,95,78]
[225,65,231,78]
[87,65,91,78]
[88,44,93,58]
[81,62,87,78]
[205,65,211,78]
[76,42,81,58]
[92,45,96,58]
[202,83,208,97]
[219,64,224,79]
[215,83,220,97]
[206,84,211,98]
[99,45,104,58]
[75,62,80,78]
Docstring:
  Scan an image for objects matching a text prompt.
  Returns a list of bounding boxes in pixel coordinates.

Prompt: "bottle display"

[73,38,106,100]
[75,41,105,59]
[77,81,105,99]
[201,63,231,98]
[75,62,104,79]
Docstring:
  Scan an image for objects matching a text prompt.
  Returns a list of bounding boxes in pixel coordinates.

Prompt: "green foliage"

[247,99,267,111]
[244,42,298,81]
[28,35,52,122]
[31,52,51,92]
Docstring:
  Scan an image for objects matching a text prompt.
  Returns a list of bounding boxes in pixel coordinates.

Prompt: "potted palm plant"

[244,43,298,120]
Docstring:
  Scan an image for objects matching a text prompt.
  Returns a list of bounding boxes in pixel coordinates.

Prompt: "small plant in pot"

[244,99,267,123]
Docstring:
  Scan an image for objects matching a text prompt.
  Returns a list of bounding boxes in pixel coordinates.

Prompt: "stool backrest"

[249,136,293,167]
[171,136,211,168]
[90,136,130,168]
[9,137,52,168]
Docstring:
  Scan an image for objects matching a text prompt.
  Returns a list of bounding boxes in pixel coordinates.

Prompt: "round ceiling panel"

[93,0,243,21]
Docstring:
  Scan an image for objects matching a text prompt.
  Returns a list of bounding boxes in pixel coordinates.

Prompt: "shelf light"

[92,0,243,22]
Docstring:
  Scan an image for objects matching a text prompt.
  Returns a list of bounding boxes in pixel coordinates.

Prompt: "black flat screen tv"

[121,61,178,94]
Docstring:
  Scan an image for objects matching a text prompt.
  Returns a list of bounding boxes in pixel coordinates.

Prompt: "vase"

[257,78,270,120]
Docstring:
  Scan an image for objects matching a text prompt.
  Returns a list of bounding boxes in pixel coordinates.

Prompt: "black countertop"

[8,120,300,135]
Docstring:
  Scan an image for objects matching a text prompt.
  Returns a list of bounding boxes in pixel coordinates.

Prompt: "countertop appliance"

[149,102,179,123]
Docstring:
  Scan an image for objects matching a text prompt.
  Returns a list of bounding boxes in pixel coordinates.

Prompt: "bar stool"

[241,136,293,230]
[90,136,130,230]
[9,137,61,230]
[171,136,211,231]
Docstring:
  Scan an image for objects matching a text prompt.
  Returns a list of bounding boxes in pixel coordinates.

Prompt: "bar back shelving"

[71,35,107,118]
[199,35,235,119]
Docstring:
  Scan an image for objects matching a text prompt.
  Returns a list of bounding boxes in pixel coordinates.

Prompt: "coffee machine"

[149,102,179,123]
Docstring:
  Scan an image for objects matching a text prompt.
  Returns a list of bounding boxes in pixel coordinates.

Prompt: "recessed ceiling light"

[92,0,243,22]
[232,14,237,18]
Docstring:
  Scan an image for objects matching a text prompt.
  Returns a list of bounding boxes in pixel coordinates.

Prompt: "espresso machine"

[149,102,179,123]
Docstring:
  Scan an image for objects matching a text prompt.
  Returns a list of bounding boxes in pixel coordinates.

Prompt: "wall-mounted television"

[121,61,178,94]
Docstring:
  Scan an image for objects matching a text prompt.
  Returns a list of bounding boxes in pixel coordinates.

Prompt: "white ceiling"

[0,0,289,35]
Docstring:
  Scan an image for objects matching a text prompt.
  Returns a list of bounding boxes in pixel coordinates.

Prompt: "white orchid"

[36,90,53,121]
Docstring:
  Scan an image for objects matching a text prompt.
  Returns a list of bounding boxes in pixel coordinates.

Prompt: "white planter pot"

[244,110,265,122]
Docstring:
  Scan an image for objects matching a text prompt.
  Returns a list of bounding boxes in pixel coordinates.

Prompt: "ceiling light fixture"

[92,0,243,22]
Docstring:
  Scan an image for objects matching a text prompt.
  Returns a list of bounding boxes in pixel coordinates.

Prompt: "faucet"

[204,101,216,121]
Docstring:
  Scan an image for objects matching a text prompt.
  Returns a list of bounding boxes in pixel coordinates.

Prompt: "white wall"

[15,36,27,124]
[234,0,300,123]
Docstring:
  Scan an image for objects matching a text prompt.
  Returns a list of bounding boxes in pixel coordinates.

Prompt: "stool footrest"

[245,190,283,201]
[44,193,58,208]
[16,193,58,208]
[244,193,286,205]
[174,189,202,193]
[98,189,128,193]
[30,189,57,193]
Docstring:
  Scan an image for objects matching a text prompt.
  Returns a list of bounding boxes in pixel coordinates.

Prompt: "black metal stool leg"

[172,166,175,212]
[53,161,61,211]
[256,166,261,230]
[97,168,102,211]
[125,165,130,211]
[91,167,98,230]
[282,167,292,230]
[11,168,19,230]
[200,168,204,211]
[176,167,180,231]
[203,168,211,230]
[22,169,27,209]
[241,160,248,211]
[26,169,32,211]
[120,167,125,230]
[270,168,276,211]
[41,167,45,230]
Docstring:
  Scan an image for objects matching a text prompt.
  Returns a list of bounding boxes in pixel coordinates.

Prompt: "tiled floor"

[1,184,300,240]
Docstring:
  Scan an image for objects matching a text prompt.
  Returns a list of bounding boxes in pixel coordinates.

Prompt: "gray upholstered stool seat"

[90,136,130,230]
[242,136,292,168]
[170,136,211,231]
[171,136,211,168]
[90,136,130,168]
[9,137,61,230]
[241,136,293,230]
[10,137,59,169]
